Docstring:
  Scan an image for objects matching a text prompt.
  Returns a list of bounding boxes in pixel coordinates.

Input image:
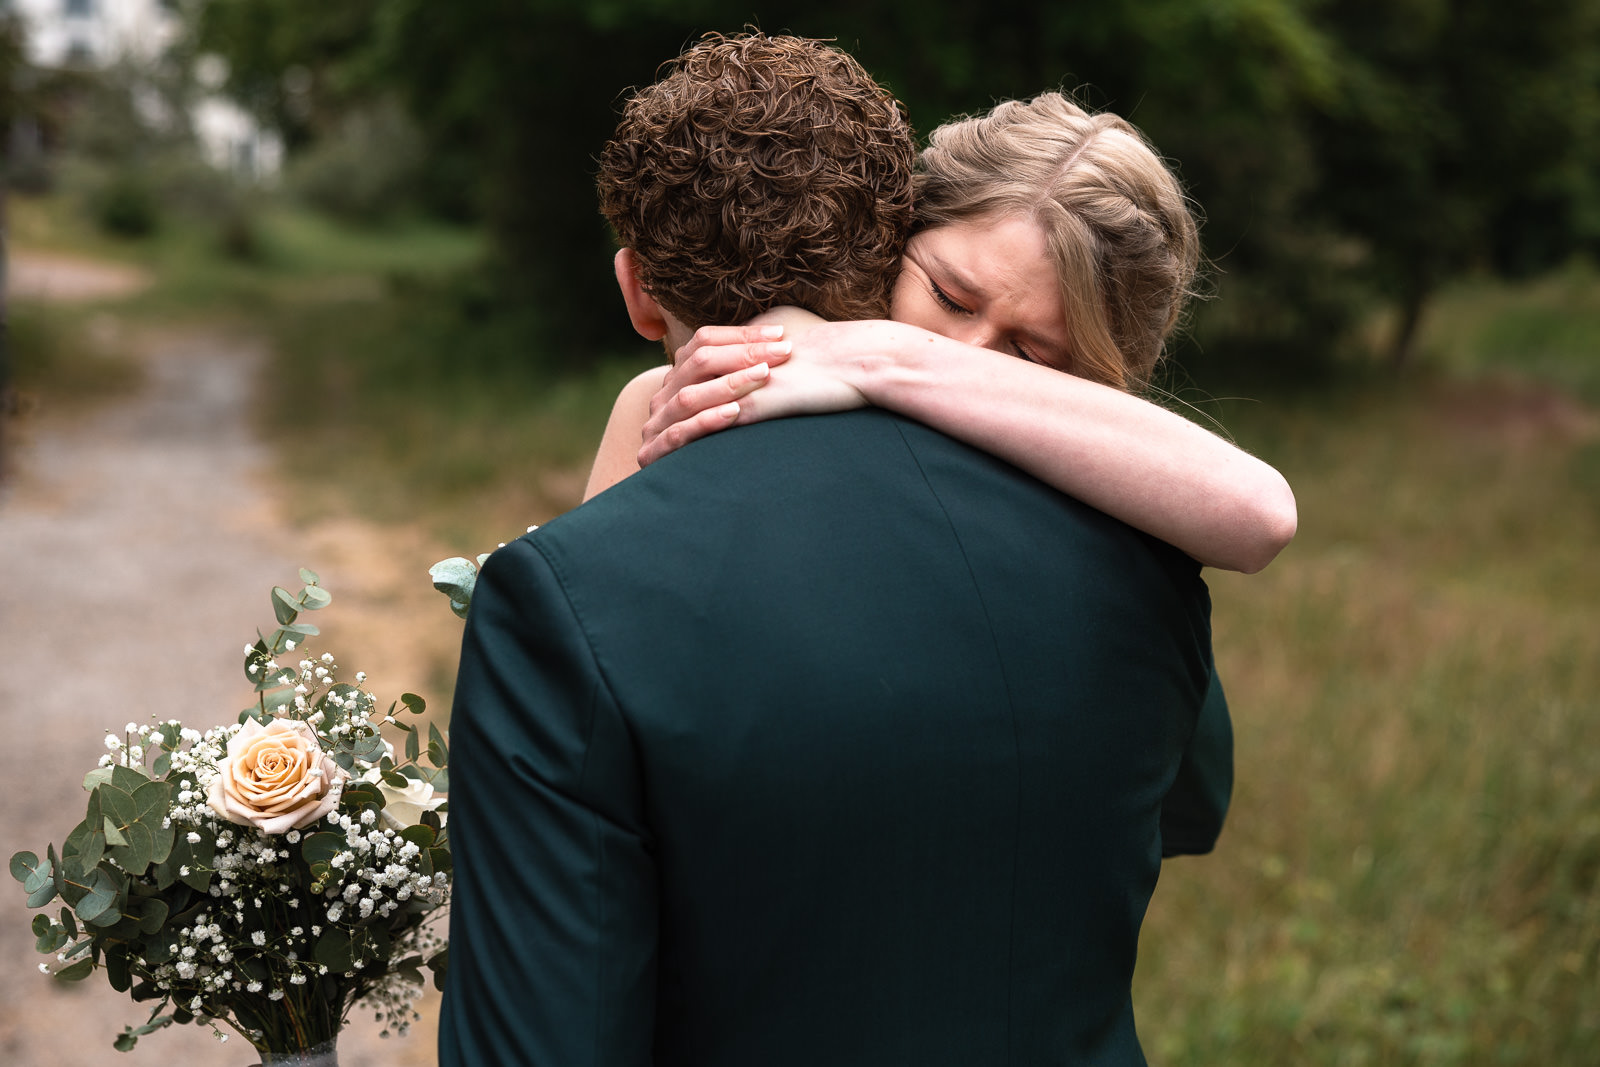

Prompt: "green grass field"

[10,192,1598,1064]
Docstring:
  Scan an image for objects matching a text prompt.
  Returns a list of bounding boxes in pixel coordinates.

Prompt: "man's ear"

[614,248,668,342]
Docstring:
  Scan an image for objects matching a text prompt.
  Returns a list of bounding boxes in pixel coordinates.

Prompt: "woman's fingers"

[645,361,767,432]
[674,328,792,382]
[675,323,785,363]
[637,400,744,468]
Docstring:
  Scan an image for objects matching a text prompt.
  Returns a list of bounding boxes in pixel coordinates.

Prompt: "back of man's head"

[597,33,915,328]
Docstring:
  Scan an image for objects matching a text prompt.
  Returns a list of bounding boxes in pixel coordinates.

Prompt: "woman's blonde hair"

[915,93,1200,391]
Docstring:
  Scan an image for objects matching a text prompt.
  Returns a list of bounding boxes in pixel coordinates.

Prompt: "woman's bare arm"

[645,318,1297,572]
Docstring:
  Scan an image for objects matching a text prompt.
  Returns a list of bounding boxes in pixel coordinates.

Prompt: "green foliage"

[429,553,493,619]
[182,0,1600,378]
[284,98,425,224]
[90,169,160,237]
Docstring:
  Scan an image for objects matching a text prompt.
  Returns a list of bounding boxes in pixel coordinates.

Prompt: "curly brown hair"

[597,33,915,328]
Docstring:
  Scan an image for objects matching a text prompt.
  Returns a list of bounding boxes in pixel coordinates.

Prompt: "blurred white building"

[5,0,281,178]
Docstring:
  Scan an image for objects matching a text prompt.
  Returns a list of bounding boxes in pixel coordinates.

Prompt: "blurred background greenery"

[1,1,1596,1063]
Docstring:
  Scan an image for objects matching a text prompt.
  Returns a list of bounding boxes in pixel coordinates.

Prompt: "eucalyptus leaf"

[428,722,449,768]
[114,822,155,874]
[55,957,95,982]
[300,832,344,887]
[107,947,132,992]
[342,782,384,811]
[144,935,177,965]
[400,824,436,850]
[404,723,420,764]
[59,906,78,939]
[282,621,320,638]
[261,688,295,713]
[313,928,355,972]
[429,946,449,989]
[101,817,128,848]
[110,764,151,792]
[132,780,171,824]
[75,866,121,926]
[272,586,300,625]
[20,853,57,908]
[38,924,68,954]
[170,829,215,893]
[64,804,107,875]
[10,850,42,884]
[429,557,479,619]
[82,767,114,792]
[137,897,169,935]
[300,585,332,610]
[256,666,298,691]
[352,733,388,762]
[244,640,271,684]
[400,692,426,716]
[299,567,320,585]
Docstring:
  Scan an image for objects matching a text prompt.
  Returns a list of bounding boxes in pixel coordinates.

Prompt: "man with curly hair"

[442,33,1218,1066]
[594,33,914,334]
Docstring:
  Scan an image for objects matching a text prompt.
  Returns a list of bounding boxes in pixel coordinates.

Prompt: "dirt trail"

[0,254,460,1065]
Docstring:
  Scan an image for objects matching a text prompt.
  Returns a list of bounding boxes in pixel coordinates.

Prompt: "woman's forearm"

[850,326,1297,572]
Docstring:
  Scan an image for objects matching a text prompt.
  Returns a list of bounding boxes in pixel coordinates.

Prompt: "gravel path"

[0,258,451,1064]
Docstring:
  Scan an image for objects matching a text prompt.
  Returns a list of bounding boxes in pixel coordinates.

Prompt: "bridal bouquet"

[10,571,449,1059]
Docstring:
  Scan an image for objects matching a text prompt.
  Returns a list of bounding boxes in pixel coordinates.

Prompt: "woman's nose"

[952,321,1002,352]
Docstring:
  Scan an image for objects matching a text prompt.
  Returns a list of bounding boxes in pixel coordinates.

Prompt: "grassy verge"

[1135,364,1598,1061]
[260,288,657,548]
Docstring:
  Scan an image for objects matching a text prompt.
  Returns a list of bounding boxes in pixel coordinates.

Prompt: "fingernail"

[719,402,741,419]
[768,341,791,356]
[760,325,785,339]
[749,362,770,380]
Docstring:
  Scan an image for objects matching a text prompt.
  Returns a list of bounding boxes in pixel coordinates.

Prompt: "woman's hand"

[638,320,886,467]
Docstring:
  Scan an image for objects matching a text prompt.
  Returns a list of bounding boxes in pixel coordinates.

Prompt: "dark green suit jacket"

[440,410,1228,1066]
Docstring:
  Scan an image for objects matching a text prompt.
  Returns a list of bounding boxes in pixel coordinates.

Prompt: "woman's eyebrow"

[924,250,978,296]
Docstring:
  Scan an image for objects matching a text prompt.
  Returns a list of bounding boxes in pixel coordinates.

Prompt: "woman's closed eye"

[929,279,969,315]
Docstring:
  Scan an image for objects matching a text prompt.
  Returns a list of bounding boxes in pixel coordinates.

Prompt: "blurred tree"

[0,11,23,459]
[1307,0,1600,366]
[183,0,1600,376]
[192,0,384,151]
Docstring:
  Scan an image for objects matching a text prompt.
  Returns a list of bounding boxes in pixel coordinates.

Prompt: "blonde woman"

[585,93,1296,573]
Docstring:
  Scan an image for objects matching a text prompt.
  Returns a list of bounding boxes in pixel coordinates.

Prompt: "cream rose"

[363,769,447,828]
[207,718,349,835]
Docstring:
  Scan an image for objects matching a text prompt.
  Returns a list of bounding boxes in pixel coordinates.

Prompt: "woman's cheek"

[888,276,940,333]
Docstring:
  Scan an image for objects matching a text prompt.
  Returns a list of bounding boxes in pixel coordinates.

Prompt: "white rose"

[207,719,349,835]
[363,769,446,827]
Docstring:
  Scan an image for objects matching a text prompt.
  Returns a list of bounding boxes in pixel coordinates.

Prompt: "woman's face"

[889,214,1071,370]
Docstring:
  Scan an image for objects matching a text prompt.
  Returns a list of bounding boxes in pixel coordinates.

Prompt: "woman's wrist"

[824,319,943,408]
